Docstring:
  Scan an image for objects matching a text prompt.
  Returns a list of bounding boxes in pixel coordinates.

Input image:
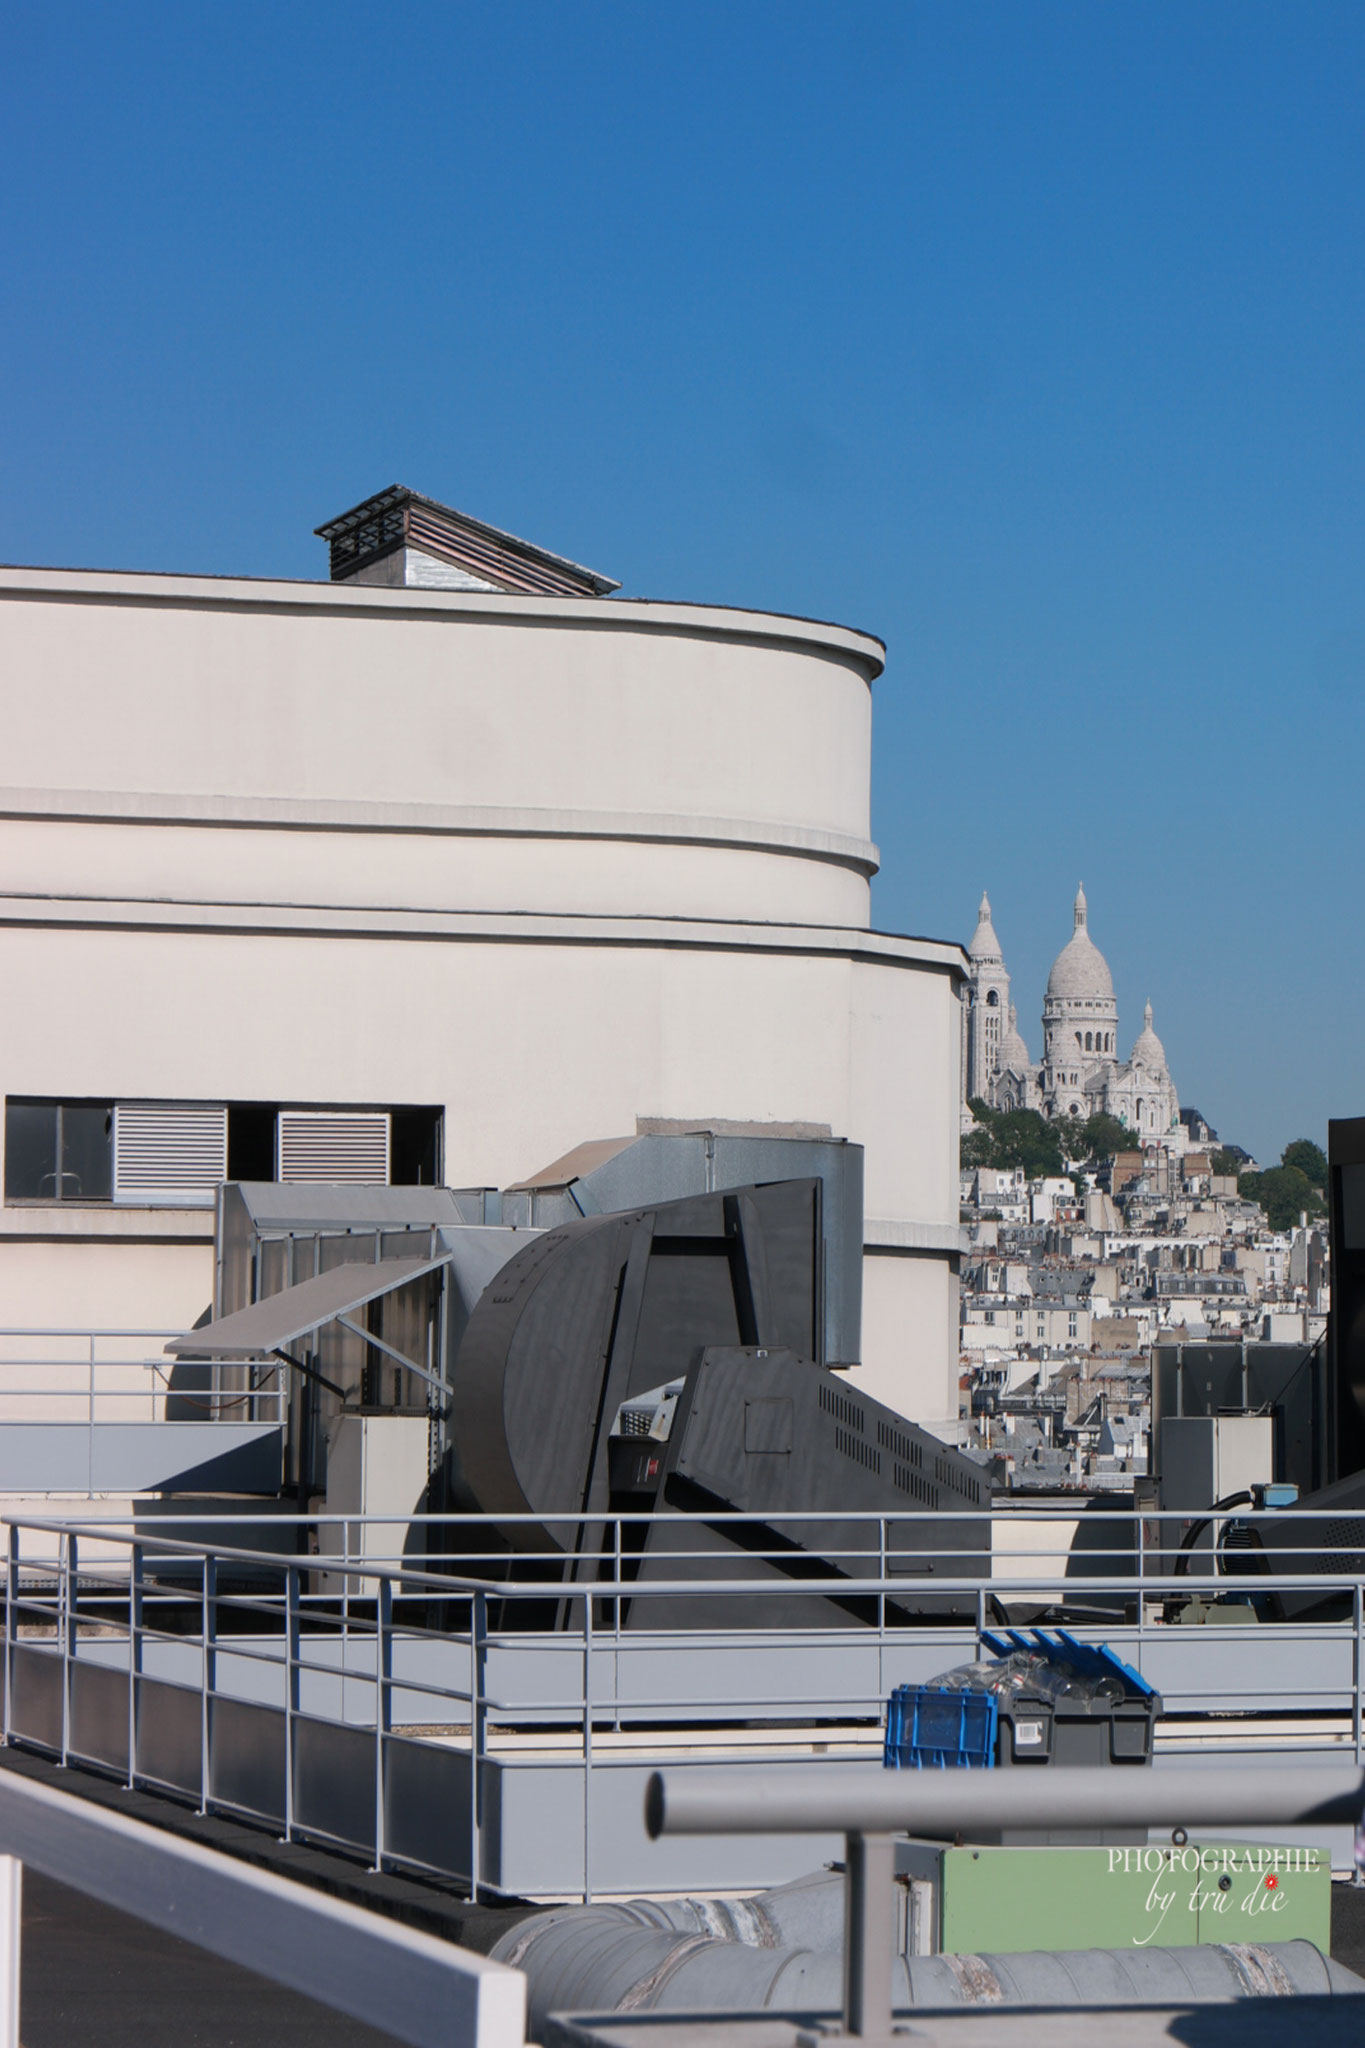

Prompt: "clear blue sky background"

[2,2,1360,1165]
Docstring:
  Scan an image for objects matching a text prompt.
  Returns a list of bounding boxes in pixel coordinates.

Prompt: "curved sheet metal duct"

[492,1877,1362,2037]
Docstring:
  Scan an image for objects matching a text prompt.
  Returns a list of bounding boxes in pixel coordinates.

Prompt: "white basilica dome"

[1130,1000,1169,1074]
[1045,884,1114,1002]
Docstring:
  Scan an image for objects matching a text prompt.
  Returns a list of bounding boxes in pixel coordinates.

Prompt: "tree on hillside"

[961,1103,1065,1180]
[1280,1139,1327,1190]
[961,1125,996,1168]
[1084,1112,1138,1161]
[1053,1115,1089,1162]
[1054,1110,1136,1165]
[1238,1164,1326,1232]
[1210,1149,1243,1179]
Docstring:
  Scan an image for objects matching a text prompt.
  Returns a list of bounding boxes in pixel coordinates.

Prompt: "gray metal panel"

[136,1674,204,1800]
[93,1423,282,1493]
[294,1713,377,1854]
[0,1425,94,1491]
[569,1135,864,1368]
[9,1644,61,1750]
[68,1658,130,1776]
[168,1256,446,1357]
[71,1615,1358,1726]
[211,1694,286,1824]
[229,1184,465,1231]
[441,1227,541,1360]
[488,1756,847,1898]
[383,1735,474,1878]
[0,1423,281,1493]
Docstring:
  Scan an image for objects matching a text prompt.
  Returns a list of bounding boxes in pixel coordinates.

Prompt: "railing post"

[0,1856,20,2048]
[87,1336,96,1496]
[469,1588,487,1900]
[127,1541,144,1791]
[283,1564,300,1844]
[612,1517,623,1735]
[583,1588,594,1905]
[3,1527,15,1749]
[199,1553,216,1815]
[372,1576,392,1873]
[60,1533,77,1768]
[842,1830,896,2038]
[1355,1580,1363,1769]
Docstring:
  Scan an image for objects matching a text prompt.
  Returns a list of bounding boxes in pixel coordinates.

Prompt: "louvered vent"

[113,1102,227,1207]
[277,1111,390,1186]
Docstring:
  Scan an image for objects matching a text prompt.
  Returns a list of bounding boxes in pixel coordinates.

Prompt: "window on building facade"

[6,1098,444,1202]
[4,1100,113,1201]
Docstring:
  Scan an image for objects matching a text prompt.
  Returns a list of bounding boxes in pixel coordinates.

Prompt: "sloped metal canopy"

[166,1255,448,1359]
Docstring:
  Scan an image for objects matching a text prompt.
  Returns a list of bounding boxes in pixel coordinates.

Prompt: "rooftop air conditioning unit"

[276,1111,390,1186]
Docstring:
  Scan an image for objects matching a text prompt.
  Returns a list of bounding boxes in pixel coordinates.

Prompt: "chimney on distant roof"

[314,486,619,596]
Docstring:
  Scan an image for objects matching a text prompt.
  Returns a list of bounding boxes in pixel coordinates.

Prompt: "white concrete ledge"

[0,787,880,878]
[863,1219,968,1254]
[0,1206,213,1244]
[0,565,886,679]
[0,896,968,974]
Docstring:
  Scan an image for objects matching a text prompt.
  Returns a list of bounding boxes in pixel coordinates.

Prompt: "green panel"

[940,1840,1329,1955]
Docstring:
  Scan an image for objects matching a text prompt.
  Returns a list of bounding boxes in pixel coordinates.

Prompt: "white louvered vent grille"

[113,1102,228,1207]
[277,1111,391,1186]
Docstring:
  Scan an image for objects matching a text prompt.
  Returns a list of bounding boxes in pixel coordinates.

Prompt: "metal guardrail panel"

[294,1713,377,1854]
[136,1674,201,1801]
[211,1695,286,1826]
[0,1422,282,1493]
[7,1649,60,1754]
[68,1658,128,1777]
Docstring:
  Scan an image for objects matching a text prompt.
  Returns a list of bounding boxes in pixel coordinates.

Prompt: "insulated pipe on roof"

[493,1906,1361,2038]
[645,1763,1365,1842]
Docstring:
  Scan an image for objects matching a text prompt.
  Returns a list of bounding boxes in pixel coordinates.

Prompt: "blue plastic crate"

[884,1682,998,1769]
[979,1625,1157,1701]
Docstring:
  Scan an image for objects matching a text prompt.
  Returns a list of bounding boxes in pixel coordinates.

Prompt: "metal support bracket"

[333,1314,449,1401]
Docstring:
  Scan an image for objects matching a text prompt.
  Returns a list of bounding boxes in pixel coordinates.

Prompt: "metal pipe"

[646,1763,1365,1840]
[843,1832,894,2037]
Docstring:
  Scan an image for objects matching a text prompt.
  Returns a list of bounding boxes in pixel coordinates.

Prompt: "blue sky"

[2,2,1361,1164]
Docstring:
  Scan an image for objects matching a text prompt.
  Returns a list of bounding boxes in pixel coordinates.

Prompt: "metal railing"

[645,1761,1365,2041]
[4,1505,1365,1901]
[0,1758,523,2048]
[0,1329,285,1426]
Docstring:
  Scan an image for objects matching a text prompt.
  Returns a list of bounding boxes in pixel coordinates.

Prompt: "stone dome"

[1131,999,1168,1073]
[968,890,1003,963]
[1045,885,1114,1002]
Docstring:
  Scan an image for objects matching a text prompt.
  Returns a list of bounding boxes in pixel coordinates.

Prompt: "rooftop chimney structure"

[314,485,620,596]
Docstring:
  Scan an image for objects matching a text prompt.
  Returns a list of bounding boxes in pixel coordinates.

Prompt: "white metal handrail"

[0,1760,524,2048]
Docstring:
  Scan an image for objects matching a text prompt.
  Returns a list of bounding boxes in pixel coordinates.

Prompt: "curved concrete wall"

[0,567,964,1425]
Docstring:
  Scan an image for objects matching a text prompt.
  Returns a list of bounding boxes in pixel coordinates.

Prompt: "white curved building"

[0,489,966,1427]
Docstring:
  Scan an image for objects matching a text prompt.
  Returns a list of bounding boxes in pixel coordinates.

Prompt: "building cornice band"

[0,893,966,975]
[0,786,880,879]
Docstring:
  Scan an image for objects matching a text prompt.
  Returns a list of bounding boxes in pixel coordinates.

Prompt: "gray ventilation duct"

[491,1875,1362,2037]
